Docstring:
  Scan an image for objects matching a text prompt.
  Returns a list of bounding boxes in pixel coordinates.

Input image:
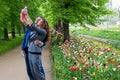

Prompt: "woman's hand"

[20,7,28,26]
[24,13,33,26]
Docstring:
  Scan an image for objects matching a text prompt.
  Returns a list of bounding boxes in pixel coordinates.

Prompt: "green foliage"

[0,0,43,39]
[0,28,3,38]
[52,45,72,80]
[38,0,110,27]
[0,0,42,27]
[0,0,112,41]
[111,41,120,50]
[0,4,9,22]
[0,35,23,54]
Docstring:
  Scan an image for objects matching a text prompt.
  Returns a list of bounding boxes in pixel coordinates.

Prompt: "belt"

[29,52,41,55]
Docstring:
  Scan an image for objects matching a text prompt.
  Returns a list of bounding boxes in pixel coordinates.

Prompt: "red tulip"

[87,49,91,53]
[105,48,112,52]
[72,66,78,71]
[68,66,78,71]
[94,53,97,57]
[81,69,84,73]
[86,63,90,67]
[96,64,99,68]
[82,61,85,65]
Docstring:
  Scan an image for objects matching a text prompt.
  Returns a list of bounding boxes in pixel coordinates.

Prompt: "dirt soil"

[0,44,52,80]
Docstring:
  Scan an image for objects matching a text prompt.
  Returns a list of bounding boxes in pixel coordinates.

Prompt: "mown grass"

[0,35,23,55]
[70,27,120,50]
[70,27,120,40]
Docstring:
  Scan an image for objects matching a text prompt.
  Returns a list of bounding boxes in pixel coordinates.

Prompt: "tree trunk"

[63,19,69,42]
[17,27,21,36]
[62,2,70,42]
[54,20,63,33]
[55,20,60,31]
[11,28,15,38]
[3,28,9,40]
[11,22,15,38]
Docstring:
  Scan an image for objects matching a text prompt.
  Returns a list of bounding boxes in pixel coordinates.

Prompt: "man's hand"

[20,50,25,56]
[34,40,42,46]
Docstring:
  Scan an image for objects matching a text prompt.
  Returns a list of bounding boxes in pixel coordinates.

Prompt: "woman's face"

[35,17,45,28]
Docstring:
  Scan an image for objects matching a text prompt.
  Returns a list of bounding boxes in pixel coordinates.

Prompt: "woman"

[23,11,50,80]
[21,27,46,80]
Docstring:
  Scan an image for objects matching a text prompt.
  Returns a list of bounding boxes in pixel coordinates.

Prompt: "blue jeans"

[25,52,34,80]
[28,52,45,80]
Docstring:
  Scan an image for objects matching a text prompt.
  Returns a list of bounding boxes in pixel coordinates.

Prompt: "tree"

[0,0,41,39]
[0,0,110,42]
[38,0,110,42]
[0,1,10,40]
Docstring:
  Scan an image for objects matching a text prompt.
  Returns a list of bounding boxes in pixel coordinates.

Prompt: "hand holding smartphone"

[20,6,28,23]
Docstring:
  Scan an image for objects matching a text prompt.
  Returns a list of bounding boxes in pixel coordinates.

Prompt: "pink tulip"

[117,65,120,68]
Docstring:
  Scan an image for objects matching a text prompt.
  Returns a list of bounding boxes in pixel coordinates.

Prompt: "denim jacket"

[21,28,31,51]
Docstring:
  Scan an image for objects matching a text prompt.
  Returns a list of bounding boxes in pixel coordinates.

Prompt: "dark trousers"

[25,48,34,80]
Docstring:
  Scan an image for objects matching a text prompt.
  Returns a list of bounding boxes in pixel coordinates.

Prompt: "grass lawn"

[0,35,23,54]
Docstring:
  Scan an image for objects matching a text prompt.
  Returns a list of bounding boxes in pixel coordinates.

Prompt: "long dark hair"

[39,17,50,42]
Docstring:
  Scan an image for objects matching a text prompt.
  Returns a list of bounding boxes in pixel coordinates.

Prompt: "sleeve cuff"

[39,42,44,47]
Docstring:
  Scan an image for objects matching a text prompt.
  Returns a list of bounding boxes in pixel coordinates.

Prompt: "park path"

[0,43,52,80]
[79,34,119,44]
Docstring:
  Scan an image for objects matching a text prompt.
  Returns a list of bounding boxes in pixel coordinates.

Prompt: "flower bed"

[53,36,120,80]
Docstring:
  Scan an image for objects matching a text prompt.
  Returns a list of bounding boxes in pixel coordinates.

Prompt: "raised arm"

[24,11,33,26]
[27,23,47,36]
